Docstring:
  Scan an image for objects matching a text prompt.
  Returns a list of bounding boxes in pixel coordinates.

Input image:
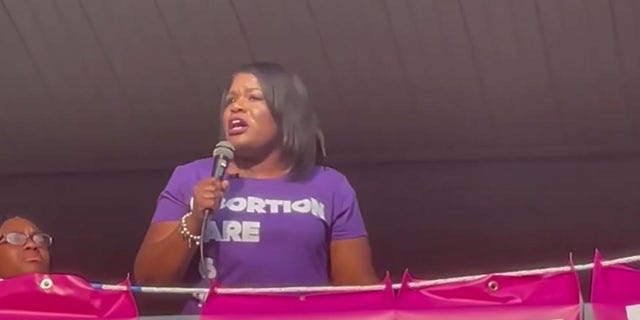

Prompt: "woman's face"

[0,217,51,279]
[222,73,279,156]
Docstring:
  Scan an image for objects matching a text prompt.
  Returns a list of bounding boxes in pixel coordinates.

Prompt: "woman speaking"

[134,62,378,313]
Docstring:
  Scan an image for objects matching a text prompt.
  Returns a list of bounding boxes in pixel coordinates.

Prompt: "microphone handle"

[212,155,230,179]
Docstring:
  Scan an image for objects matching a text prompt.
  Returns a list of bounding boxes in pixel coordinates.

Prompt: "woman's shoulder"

[168,157,212,183]
[307,166,351,186]
[175,157,213,172]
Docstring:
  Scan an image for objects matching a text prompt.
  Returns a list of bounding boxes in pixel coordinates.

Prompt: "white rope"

[96,253,640,295]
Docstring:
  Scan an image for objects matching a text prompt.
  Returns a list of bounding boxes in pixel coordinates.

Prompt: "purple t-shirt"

[150,158,368,313]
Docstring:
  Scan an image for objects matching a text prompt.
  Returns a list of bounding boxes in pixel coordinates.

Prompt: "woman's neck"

[227,148,290,179]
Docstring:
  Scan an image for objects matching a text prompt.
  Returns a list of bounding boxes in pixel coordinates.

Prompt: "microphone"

[199,141,235,274]
[211,141,235,179]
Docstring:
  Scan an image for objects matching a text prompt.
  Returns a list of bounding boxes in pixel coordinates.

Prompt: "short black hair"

[220,62,326,180]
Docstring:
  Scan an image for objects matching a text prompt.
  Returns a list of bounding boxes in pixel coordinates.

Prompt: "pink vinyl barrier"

[591,250,640,320]
[201,266,582,320]
[394,267,581,320]
[0,273,138,319]
[201,275,396,320]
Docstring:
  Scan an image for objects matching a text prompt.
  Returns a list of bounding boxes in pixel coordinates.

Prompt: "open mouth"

[227,117,249,135]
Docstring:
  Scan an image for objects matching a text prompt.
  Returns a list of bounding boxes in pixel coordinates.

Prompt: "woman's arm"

[330,237,379,285]
[134,177,227,285]
[133,218,201,285]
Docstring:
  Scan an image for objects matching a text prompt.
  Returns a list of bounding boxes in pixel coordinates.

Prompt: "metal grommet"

[299,295,306,302]
[40,277,53,290]
[487,280,499,292]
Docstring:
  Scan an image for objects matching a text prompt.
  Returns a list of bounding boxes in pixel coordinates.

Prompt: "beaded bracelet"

[179,212,201,248]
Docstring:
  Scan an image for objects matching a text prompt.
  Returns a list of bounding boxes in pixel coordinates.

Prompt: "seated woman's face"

[0,217,51,278]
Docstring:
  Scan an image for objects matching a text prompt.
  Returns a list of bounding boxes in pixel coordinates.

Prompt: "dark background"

[1,0,639,314]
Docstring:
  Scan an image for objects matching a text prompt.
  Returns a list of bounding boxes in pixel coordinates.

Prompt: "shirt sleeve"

[330,176,368,240]
[151,165,191,222]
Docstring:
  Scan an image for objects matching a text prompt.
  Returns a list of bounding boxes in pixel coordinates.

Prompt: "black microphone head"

[213,141,235,161]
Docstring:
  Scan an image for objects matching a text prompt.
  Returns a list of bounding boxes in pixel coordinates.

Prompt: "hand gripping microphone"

[199,141,235,278]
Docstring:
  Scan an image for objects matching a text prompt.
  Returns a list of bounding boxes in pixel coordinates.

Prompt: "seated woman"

[0,215,52,279]
[134,62,378,313]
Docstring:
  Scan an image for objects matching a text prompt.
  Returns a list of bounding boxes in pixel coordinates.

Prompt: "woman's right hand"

[191,178,229,220]
[134,177,229,285]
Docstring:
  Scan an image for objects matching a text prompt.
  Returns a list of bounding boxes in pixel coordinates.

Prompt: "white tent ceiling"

[1,0,639,175]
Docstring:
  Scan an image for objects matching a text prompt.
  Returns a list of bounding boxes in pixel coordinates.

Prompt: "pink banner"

[201,274,396,320]
[0,273,138,319]
[395,267,581,320]
[591,250,640,320]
